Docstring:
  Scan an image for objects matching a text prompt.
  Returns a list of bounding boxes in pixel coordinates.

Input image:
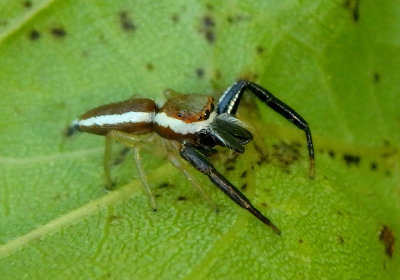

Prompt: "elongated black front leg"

[180,142,281,235]
[218,80,315,178]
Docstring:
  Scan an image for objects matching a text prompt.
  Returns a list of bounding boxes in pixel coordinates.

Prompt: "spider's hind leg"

[218,80,315,178]
[105,130,157,211]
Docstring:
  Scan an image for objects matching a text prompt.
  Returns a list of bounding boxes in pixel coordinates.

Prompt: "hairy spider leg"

[105,130,157,211]
[180,142,281,235]
[218,80,315,178]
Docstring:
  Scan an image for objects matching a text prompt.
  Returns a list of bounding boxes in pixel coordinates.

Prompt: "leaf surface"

[0,0,399,279]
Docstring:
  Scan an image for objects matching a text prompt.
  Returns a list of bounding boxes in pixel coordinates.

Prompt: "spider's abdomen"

[154,94,216,141]
[76,98,157,135]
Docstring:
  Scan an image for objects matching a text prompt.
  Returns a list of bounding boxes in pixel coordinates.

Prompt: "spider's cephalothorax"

[70,80,316,235]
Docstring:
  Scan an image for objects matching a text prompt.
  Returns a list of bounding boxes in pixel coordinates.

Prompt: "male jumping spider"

[70,80,315,235]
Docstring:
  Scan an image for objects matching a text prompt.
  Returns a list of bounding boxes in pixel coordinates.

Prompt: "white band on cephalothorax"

[154,112,217,134]
[79,111,155,127]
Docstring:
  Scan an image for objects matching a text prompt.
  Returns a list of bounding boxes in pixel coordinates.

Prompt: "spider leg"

[218,80,315,178]
[180,142,281,235]
[166,151,218,212]
[105,131,157,211]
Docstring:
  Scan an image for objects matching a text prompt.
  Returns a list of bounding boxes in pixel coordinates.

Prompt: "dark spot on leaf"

[51,27,66,38]
[240,170,247,178]
[146,63,154,71]
[374,73,380,83]
[379,225,395,258]
[261,202,267,207]
[299,239,303,243]
[154,194,161,198]
[338,236,344,243]
[383,139,390,146]
[119,11,136,32]
[0,20,7,26]
[337,211,343,215]
[203,15,215,27]
[205,30,215,43]
[171,13,179,23]
[199,15,216,44]
[226,165,235,171]
[158,182,170,188]
[241,183,247,190]
[253,142,269,165]
[29,29,40,41]
[385,170,392,177]
[196,68,204,78]
[370,162,378,171]
[343,154,361,166]
[23,1,32,8]
[343,0,360,22]
[226,14,246,24]
[272,141,301,169]
[205,4,214,11]
[214,69,222,80]
[256,46,264,54]
[328,150,335,158]
[177,196,187,201]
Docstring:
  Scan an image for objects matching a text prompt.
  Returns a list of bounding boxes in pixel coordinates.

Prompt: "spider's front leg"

[180,142,281,235]
[218,80,315,178]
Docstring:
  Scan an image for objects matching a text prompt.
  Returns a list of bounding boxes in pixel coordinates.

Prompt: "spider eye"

[198,115,202,121]
[177,112,182,118]
[204,110,210,119]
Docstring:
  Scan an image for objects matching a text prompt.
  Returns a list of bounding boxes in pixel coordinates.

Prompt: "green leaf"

[0,0,399,279]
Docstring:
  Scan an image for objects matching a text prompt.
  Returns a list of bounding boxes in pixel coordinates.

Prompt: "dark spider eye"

[204,110,210,119]
[177,112,182,118]
[198,115,202,121]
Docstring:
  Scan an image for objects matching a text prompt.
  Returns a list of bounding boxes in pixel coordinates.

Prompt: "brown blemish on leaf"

[199,15,216,44]
[343,154,361,166]
[260,202,267,207]
[370,162,378,171]
[328,150,335,158]
[146,63,154,71]
[158,182,170,188]
[51,27,66,38]
[29,29,40,41]
[272,141,301,169]
[338,236,344,243]
[343,0,360,22]
[299,239,303,243]
[240,170,247,178]
[253,142,269,166]
[196,68,205,78]
[373,73,380,83]
[23,0,32,8]
[256,46,264,55]
[214,69,222,80]
[205,4,214,11]
[241,183,247,190]
[227,14,247,24]
[171,13,179,23]
[177,196,187,201]
[379,225,395,258]
[119,11,136,32]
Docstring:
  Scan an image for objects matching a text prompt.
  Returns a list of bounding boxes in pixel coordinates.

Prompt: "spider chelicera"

[69,80,315,235]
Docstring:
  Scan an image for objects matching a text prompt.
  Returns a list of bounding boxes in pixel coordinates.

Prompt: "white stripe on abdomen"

[79,111,155,127]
